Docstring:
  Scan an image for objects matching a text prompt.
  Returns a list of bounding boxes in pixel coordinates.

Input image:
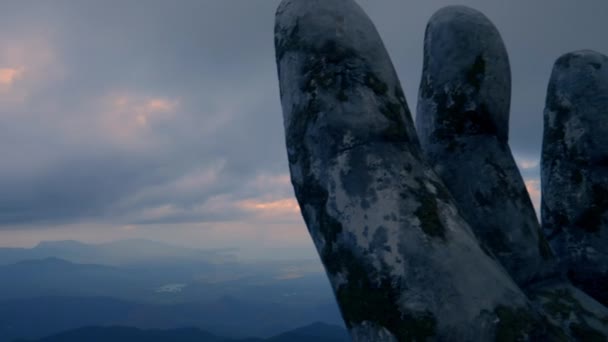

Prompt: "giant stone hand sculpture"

[542,51,608,309]
[274,1,608,340]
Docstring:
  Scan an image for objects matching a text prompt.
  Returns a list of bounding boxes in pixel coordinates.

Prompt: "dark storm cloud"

[0,0,289,227]
[0,1,606,229]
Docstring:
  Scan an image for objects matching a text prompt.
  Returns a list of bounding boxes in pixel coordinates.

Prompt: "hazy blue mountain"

[0,256,338,305]
[0,295,343,342]
[0,241,343,341]
[16,322,349,342]
[0,258,159,301]
[265,322,350,342]
[0,239,236,266]
[0,296,135,342]
[0,240,333,304]
[14,326,231,342]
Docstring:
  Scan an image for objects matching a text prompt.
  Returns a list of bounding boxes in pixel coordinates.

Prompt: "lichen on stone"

[493,305,538,342]
[413,186,446,241]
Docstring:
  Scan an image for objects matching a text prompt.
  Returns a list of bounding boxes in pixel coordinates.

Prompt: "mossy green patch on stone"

[428,88,498,140]
[274,19,301,60]
[537,229,554,260]
[542,291,577,320]
[414,189,446,241]
[365,72,388,95]
[537,287,604,330]
[494,305,537,342]
[481,228,511,255]
[570,322,607,342]
[484,156,509,181]
[296,39,366,105]
[492,304,572,340]
[428,179,452,202]
[466,54,486,91]
[379,101,402,122]
[394,85,407,104]
[331,247,437,341]
[544,320,571,342]
[379,100,409,142]
[590,62,602,70]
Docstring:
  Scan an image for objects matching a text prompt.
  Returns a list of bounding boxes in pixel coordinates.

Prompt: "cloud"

[0,66,25,104]
[97,93,180,148]
[517,158,540,170]
[0,67,24,86]
[239,198,299,213]
[122,170,298,226]
[0,31,64,106]
[524,179,541,215]
[514,155,541,184]
[0,1,606,253]
[237,198,301,223]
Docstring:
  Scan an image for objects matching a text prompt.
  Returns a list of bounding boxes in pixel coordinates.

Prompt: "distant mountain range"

[0,239,237,266]
[0,294,341,341]
[0,240,343,342]
[0,257,178,302]
[15,322,350,342]
[0,254,336,304]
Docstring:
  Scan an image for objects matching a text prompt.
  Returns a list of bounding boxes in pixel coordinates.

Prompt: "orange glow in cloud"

[101,94,179,146]
[147,98,176,112]
[525,179,541,214]
[109,95,178,126]
[520,160,539,169]
[238,198,301,215]
[0,34,64,105]
[515,157,540,170]
[0,67,24,86]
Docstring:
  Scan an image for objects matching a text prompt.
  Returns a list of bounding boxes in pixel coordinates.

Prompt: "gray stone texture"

[542,50,608,307]
[416,6,555,288]
[275,1,608,340]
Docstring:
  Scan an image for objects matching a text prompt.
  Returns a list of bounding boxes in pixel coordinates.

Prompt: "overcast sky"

[0,1,606,257]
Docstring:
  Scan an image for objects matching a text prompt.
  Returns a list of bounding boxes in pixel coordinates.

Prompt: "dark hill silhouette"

[15,322,349,342]
[266,322,350,342]
[14,326,234,342]
[0,295,344,342]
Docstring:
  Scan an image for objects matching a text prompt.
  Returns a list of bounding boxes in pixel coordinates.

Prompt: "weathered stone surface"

[416,6,554,287]
[542,50,608,307]
[528,280,608,340]
[275,1,540,340]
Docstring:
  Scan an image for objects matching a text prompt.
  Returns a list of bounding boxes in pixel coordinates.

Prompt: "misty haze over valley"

[0,239,346,341]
